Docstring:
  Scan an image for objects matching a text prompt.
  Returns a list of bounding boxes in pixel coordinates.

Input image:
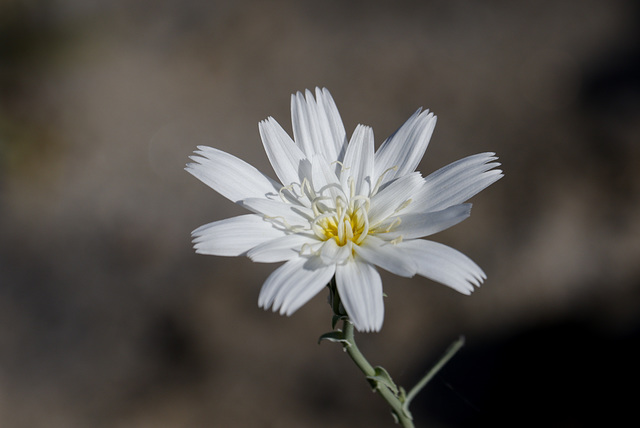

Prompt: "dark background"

[1,1,639,427]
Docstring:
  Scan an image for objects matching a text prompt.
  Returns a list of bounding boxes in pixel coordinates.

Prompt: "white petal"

[316,87,348,162]
[186,146,281,203]
[248,234,317,263]
[291,88,345,162]
[355,235,417,277]
[409,152,503,213]
[279,258,336,316]
[192,214,285,256]
[311,153,344,203]
[367,172,424,225]
[258,257,335,316]
[397,239,486,294]
[240,197,313,227]
[379,204,472,240]
[336,259,384,332]
[340,124,374,197]
[319,238,352,264]
[374,109,436,186]
[259,117,310,186]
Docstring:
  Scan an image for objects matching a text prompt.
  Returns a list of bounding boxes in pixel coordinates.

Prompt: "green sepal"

[331,314,348,329]
[366,366,399,395]
[317,331,349,346]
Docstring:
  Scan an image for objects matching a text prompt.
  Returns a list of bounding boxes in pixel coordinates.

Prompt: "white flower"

[187,88,502,332]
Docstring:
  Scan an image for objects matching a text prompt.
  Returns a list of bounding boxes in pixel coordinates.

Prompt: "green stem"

[323,281,464,426]
[341,319,414,427]
[402,336,466,414]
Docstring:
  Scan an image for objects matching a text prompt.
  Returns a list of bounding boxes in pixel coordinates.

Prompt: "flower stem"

[321,281,464,426]
[341,319,414,427]
[402,335,465,414]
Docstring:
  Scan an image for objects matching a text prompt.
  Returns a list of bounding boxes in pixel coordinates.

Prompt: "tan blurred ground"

[1,1,639,427]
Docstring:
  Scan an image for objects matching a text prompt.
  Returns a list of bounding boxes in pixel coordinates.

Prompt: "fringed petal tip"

[478,151,504,176]
[336,259,385,333]
[258,258,336,317]
[290,87,346,161]
[190,215,286,257]
[396,239,487,296]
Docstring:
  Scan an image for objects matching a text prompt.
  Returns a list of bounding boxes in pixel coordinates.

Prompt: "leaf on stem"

[318,331,350,346]
[366,366,399,395]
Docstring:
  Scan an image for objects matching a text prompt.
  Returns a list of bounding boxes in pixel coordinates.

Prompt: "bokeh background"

[1,0,639,427]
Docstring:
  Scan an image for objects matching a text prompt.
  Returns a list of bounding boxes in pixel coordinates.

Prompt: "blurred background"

[1,0,639,426]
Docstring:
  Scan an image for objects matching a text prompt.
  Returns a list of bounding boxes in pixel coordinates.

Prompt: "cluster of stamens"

[311,194,370,246]
[272,166,409,252]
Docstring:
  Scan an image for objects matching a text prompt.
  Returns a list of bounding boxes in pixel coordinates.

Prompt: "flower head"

[187,88,502,332]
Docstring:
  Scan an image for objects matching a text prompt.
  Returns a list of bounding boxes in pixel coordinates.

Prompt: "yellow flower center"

[311,195,370,246]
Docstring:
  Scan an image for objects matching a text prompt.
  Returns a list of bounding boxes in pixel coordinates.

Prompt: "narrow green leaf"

[318,331,349,346]
[398,386,407,402]
[366,366,399,395]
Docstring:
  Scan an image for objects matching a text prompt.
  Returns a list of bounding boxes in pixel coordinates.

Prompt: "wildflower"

[187,88,502,332]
